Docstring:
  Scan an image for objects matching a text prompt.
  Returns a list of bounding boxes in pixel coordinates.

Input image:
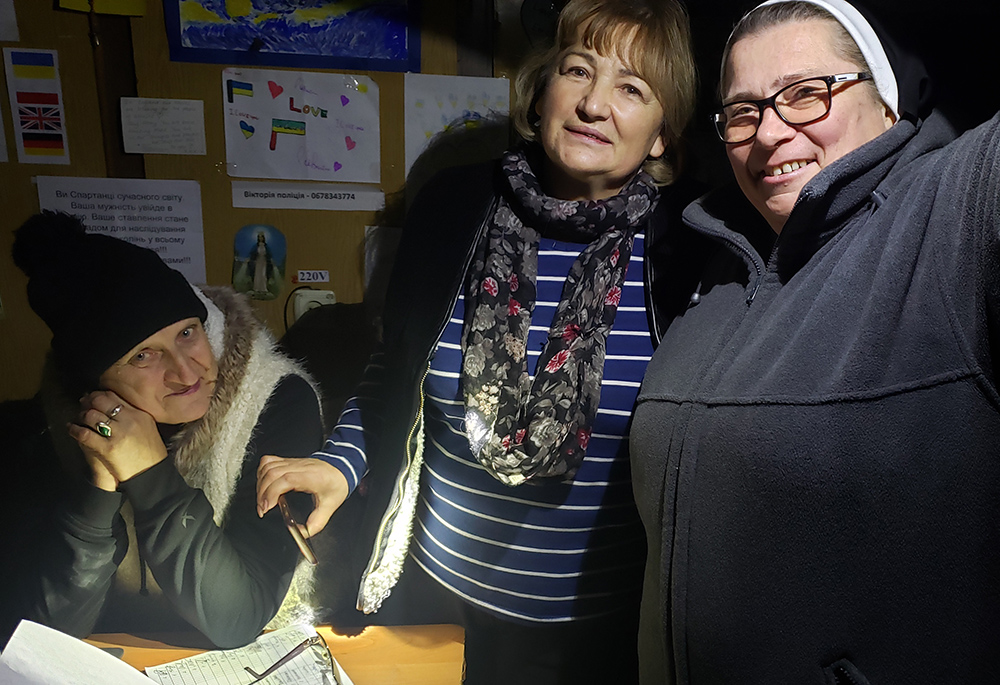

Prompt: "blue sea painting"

[164,0,420,72]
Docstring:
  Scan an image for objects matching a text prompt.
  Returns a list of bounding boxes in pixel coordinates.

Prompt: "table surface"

[85,624,465,685]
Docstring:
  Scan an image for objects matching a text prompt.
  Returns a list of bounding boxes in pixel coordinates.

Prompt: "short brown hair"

[511,0,697,185]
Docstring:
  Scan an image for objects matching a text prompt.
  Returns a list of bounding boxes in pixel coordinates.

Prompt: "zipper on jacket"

[687,221,766,306]
[824,658,871,685]
[360,363,430,583]
[642,227,664,345]
[360,194,498,590]
[833,665,860,685]
[731,238,764,305]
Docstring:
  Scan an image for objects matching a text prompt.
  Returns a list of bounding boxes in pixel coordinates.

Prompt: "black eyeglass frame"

[711,72,872,144]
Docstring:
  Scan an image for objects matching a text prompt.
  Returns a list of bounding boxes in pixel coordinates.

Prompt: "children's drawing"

[164,0,419,73]
[404,73,510,175]
[232,224,286,300]
[223,67,380,182]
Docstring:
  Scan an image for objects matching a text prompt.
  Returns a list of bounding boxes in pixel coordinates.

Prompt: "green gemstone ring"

[96,421,112,438]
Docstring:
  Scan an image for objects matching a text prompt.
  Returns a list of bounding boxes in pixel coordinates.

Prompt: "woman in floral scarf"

[257,0,699,682]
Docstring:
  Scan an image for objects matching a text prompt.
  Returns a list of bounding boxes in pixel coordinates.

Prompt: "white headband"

[751,0,899,118]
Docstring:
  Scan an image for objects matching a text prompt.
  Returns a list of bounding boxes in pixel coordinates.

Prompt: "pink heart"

[341,95,350,106]
[345,136,356,150]
[333,161,342,171]
[268,81,283,98]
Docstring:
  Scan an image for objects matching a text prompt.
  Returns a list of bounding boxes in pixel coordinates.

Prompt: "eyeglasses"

[244,634,335,683]
[278,494,318,565]
[712,72,872,144]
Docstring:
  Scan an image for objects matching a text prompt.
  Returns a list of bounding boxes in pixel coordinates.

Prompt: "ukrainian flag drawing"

[226,79,253,103]
[10,51,56,80]
[269,118,305,150]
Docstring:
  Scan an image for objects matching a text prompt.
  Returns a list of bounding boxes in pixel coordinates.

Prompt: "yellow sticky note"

[59,0,146,16]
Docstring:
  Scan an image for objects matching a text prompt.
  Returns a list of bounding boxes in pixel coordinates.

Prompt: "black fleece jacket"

[632,110,1000,685]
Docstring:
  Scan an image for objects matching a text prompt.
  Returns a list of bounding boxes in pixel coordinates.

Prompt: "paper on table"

[0,620,150,684]
[145,624,354,685]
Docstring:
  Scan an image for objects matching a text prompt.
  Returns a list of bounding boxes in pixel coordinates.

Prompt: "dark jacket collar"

[685,111,957,280]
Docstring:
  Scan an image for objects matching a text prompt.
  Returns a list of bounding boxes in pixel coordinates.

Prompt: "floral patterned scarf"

[462,147,658,486]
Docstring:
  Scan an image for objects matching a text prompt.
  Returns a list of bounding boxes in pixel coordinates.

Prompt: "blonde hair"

[511,0,697,185]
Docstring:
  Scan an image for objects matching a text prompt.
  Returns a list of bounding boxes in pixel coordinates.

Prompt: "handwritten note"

[145,625,353,685]
[121,97,206,155]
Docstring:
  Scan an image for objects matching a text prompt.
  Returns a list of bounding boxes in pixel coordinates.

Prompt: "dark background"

[680,0,1000,186]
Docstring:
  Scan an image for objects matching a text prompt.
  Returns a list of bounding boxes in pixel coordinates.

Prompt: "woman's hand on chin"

[69,390,169,485]
[87,457,118,492]
[256,455,349,537]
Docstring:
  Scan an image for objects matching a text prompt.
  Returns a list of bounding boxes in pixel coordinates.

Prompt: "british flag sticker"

[3,48,70,165]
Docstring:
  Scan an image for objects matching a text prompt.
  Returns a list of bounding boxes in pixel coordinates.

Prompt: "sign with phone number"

[231,180,384,211]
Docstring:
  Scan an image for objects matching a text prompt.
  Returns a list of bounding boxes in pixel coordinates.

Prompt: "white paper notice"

[0,620,150,685]
[36,176,206,284]
[223,67,380,183]
[404,73,510,175]
[0,0,19,42]
[232,180,384,211]
[121,97,207,155]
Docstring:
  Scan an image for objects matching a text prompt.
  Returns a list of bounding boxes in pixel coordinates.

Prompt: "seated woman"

[0,211,323,648]
[631,0,1000,683]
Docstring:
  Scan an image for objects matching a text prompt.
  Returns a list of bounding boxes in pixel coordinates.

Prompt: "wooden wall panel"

[0,1,109,400]
[0,0,460,401]
[131,0,457,337]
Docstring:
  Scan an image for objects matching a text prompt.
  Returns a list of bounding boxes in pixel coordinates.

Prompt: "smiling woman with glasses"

[712,71,871,143]
[629,0,1000,683]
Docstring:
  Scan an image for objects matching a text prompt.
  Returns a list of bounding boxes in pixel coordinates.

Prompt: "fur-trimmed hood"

[38,285,319,632]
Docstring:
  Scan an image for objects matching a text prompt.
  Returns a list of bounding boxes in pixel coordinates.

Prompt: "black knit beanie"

[12,211,208,390]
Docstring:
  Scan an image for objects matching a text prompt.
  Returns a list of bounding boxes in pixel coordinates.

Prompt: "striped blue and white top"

[316,232,653,623]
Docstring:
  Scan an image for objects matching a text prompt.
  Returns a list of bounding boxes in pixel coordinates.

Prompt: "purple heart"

[341,95,350,106]
[333,161,342,171]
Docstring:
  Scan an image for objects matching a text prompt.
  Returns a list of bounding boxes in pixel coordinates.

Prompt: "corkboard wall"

[0,1,109,401]
[0,0,461,401]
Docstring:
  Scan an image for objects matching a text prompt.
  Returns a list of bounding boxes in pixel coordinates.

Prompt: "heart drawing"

[345,136,356,150]
[268,81,283,98]
[341,95,350,106]
[239,121,255,138]
[333,161,342,171]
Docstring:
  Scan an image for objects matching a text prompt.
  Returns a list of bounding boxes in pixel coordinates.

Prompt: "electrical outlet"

[292,289,337,322]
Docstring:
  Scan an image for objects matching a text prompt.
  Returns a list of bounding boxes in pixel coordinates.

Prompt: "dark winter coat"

[631,110,1000,684]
